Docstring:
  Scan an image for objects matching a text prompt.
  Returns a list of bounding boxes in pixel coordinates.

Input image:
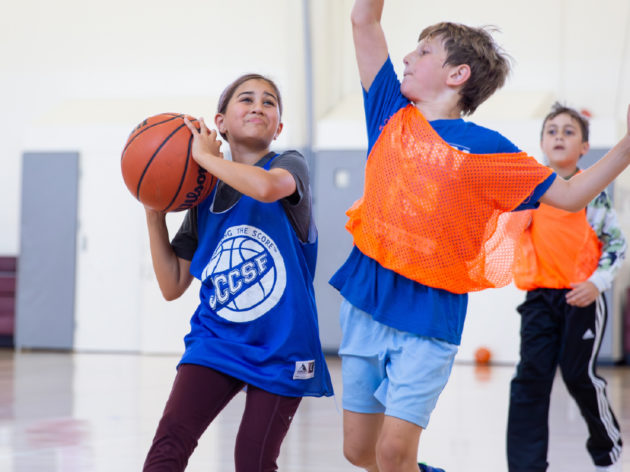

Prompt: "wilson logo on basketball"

[201,225,286,323]
[174,167,210,211]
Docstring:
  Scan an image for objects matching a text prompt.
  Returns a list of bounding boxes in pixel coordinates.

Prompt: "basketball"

[474,346,492,365]
[121,113,217,212]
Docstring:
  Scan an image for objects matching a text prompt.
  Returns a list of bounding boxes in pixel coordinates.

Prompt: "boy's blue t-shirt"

[329,57,555,345]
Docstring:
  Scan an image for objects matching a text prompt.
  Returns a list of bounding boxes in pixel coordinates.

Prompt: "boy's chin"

[400,82,421,103]
[400,81,410,96]
[400,87,415,103]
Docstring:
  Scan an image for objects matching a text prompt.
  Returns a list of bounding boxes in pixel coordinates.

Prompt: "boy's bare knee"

[343,410,383,468]
[343,442,376,469]
[375,422,422,472]
[375,440,413,471]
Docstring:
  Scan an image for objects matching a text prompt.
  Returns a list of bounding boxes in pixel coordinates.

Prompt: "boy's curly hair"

[419,22,511,116]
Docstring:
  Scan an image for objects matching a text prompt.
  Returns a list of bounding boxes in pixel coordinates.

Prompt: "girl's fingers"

[199,117,209,134]
[183,116,198,134]
[184,116,220,142]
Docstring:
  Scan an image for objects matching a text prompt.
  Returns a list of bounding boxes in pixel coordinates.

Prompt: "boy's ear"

[447,64,471,86]
[580,141,590,157]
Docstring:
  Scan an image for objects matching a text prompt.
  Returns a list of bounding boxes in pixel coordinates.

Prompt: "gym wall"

[3,0,630,362]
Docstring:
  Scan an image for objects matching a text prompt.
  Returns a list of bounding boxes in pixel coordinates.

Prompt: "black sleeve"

[170,208,198,261]
[271,150,315,243]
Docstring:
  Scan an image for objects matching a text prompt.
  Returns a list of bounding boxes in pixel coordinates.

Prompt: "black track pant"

[507,288,622,471]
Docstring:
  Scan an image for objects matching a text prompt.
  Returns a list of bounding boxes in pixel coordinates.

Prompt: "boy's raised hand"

[351,0,388,92]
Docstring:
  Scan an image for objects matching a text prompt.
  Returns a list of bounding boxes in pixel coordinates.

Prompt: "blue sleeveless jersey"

[180,157,333,398]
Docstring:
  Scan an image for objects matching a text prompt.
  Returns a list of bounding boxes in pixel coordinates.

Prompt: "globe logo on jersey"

[201,225,286,322]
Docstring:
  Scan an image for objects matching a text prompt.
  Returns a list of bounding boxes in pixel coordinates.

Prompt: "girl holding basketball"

[142,73,333,472]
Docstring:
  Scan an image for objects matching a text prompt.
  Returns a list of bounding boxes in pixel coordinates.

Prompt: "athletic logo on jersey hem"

[582,328,595,340]
[201,225,287,323]
[293,360,315,380]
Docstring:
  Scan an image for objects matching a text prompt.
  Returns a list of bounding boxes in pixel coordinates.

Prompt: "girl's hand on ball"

[184,116,224,163]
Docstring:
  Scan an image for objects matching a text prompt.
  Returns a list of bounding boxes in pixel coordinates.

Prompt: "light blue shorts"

[338,299,458,429]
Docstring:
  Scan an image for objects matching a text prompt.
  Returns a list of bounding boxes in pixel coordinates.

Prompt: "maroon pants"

[143,363,302,472]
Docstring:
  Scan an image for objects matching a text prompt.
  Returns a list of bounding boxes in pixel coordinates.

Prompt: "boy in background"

[508,102,626,472]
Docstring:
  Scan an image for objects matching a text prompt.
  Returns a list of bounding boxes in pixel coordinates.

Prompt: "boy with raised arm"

[329,1,630,471]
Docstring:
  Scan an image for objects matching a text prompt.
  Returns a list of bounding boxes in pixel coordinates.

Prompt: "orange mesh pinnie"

[347,105,554,294]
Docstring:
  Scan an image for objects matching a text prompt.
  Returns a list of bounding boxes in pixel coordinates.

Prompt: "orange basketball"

[121,113,217,212]
[474,346,492,365]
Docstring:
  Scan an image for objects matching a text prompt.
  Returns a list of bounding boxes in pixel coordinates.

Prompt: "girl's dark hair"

[216,73,283,140]
[540,101,590,142]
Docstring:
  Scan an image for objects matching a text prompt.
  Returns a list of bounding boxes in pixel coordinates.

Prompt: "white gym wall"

[2,0,630,361]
